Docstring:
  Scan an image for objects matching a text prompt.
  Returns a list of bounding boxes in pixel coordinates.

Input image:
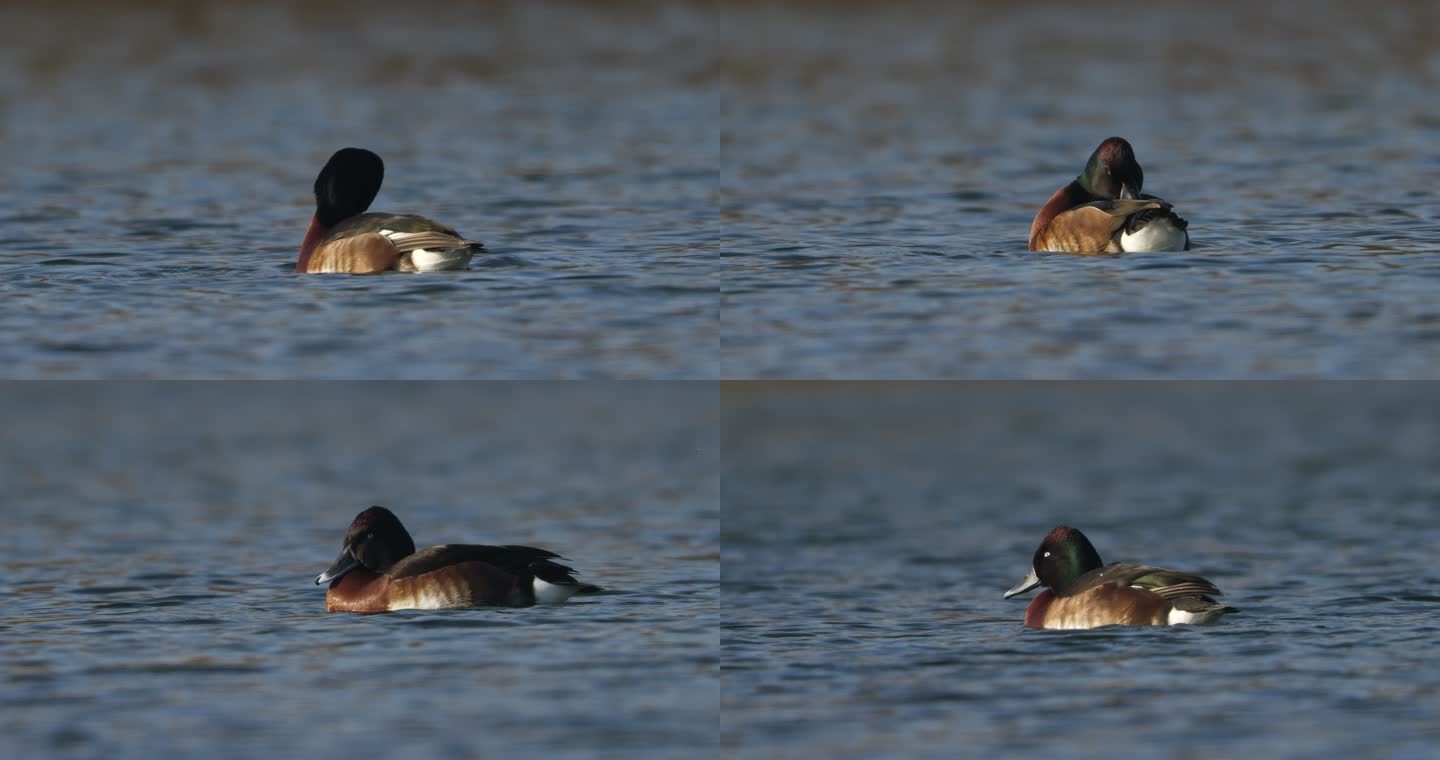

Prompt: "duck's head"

[315,505,416,585]
[313,148,384,226]
[1077,137,1143,200]
[298,148,385,270]
[1004,525,1105,598]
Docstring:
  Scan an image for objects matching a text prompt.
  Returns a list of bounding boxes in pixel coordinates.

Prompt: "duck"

[1028,137,1191,253]
[314,506,601,612]
[296,148,485,274]
[1003,525,1236,629]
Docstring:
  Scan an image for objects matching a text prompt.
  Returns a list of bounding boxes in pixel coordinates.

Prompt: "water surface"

[721,3,1440,377]
[2,383,719,758]
[723,383,1440,757]
[0,2,717,378]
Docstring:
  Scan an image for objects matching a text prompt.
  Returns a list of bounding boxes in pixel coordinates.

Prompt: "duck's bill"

[1004,567,1041,598]
[315,550,358,585]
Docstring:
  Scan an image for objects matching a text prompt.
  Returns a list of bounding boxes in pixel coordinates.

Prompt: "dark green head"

[1076,137,1143,200]
[1004,525,1105,598]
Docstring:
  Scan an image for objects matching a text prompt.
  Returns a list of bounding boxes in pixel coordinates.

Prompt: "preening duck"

[1028,137,1190,254]
[297,148,485,274]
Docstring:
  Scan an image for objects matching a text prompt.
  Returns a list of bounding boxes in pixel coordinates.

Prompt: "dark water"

[721,3,1440,378]
[1,383,719,758]
[723,383,1440,757]
[0,2,717,378]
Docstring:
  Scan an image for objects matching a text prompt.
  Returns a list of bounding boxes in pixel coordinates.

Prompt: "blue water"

[723,383,1440,757]
[8,1,1440,756]
[1,383,719,759]
[721,2,1440,378]
[0,3,717,379]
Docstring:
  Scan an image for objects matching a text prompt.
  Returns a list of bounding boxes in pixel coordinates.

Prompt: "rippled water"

[2,383,719,758]
[723,383,1440,757]
[721,3,1440,378]
[0,2,717,378]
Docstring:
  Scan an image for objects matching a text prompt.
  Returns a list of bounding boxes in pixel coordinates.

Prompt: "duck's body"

[1028,137,1190,254]
[297,149,484,274]
[1005,525,1235,630]
[316,506,600,613]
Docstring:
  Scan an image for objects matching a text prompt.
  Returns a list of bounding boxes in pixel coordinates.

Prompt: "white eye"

[1043,551,1051,558]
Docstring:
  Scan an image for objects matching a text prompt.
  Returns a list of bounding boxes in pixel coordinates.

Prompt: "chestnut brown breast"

[325,567,392,613]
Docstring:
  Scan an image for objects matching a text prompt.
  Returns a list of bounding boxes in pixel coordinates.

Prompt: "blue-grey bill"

[1004,567,1041,598]
[315,550,358,585]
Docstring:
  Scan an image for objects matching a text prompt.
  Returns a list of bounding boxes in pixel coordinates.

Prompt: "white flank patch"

[533,578,579,604]
[1167,607,1208,625]
[407,248,471,272]
[1120,219,1188,252]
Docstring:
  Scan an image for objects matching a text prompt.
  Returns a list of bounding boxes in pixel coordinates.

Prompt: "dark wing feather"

[385,231,484,253]
[1074,199,1170,216]
[387,544,572,581]
[1139,580,1222,599]
[1124,207,1189,235]
[1061,562,1223,599]
[1171,595,1236,614]
[326,212,465,240]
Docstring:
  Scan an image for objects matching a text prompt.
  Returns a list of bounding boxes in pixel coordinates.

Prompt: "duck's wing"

[1034,200,1168,253]
[327,213,484,272]
[1075,199,1172,215]
[1131,568,1223,599]
[388,544,582,585]
[328,213,485,250]
[1067,562,1223,599]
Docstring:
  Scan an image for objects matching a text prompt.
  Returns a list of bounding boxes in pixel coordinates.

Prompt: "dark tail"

[530,559,601,593]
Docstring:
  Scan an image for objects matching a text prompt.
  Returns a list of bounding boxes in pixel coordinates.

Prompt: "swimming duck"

[1004,525,1235,629]
[315,506,601,612]
[297,148,485,274]
[1028,137,1190,253]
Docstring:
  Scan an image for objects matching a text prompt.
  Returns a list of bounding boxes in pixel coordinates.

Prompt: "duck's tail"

[529,559,603,603]
[1168,595,1237,625]
[1120,207,1190,251]
[385,230,484,272]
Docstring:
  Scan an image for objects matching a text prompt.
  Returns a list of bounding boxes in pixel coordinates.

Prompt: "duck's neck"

[297,215,329,272]
[1029,181,1088,249]
[1024,589,1055,628]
